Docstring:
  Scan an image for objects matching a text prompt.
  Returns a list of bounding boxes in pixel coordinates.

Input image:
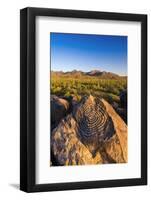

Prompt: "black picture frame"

[20,7,147,192]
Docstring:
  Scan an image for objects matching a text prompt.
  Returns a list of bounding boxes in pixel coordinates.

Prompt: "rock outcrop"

[51,95,69,130]
[51,95,127,166]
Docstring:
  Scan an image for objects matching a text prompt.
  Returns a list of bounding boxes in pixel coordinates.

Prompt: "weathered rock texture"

[51,115,103,165]
[51,95,127,166]
[102,99,127,162]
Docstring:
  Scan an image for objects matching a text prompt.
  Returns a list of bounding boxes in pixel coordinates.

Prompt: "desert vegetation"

[51,70,127,106]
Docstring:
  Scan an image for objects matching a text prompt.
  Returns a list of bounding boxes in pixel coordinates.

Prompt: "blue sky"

[50,33,127,75]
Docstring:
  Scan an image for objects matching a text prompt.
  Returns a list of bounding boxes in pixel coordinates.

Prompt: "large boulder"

[51,95,127,165]
[51,95,69,130]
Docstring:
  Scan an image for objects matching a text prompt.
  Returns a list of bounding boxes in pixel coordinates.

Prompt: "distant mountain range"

[51,70,127,79]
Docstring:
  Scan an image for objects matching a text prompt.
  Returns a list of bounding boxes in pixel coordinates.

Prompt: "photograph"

[20,7,147,192]
[50,32,128,166]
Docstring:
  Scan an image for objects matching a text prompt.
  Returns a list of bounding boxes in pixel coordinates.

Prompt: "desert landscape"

[50,32,127,166]
[50,70,127,166]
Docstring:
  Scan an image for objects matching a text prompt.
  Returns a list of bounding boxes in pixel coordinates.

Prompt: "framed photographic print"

[20,7,147,192]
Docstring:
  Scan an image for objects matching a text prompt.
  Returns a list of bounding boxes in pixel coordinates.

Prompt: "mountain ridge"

[51,69,127,79]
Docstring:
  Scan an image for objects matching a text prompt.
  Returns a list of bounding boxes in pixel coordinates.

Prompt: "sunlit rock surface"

[51,95,127,166]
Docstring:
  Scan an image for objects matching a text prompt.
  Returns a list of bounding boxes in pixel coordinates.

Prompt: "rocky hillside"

[51,95,127,166]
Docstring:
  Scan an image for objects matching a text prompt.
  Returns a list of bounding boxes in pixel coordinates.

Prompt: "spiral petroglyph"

[73,95,115,153]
